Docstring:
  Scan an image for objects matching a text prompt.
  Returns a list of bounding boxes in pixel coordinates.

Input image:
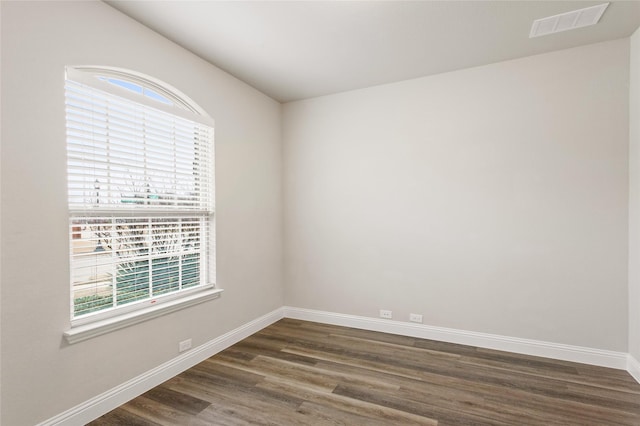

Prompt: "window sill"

[63,288,223,344]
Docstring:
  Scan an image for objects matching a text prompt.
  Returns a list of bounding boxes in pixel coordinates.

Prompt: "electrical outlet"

[409,313,423,323]
[379,309,392,319]
[179,338,192,352]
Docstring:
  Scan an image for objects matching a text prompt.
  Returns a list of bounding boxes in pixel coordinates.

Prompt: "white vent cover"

[529,3,609,38]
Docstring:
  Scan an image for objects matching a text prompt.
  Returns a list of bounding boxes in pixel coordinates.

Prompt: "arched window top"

[66,66,213,126]
[96,76,173,106]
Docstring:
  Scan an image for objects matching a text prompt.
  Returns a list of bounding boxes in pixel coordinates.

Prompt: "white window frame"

[64,66,221,343]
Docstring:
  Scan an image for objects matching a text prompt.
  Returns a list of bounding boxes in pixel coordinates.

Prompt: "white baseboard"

[283,306,629,370]
[38,307,285,426]
[628,354,640,384]
[39,304,639,425]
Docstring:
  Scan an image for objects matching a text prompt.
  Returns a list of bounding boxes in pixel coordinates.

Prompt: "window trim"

[64,66,218,342]
[70,280,215,328]
[68,66,213,123]
[64,288,223,344]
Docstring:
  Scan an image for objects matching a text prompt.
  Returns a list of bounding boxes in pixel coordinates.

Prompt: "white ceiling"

[106,1,640,103]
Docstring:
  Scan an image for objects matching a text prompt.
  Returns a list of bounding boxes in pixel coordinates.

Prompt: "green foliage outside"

[74,253,200,317]
[74,294,114,316]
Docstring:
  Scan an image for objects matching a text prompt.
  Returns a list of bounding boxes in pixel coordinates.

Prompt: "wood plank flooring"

[89,319,640,425]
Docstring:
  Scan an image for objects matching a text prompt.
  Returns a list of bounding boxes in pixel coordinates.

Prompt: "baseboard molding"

[283,306,629,370]
[39,304,640,425]
[628,354,640,384]
[38,307,285,426]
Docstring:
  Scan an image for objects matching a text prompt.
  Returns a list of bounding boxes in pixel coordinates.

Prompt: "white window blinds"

[65,67,215,321]
[65,79,213,212]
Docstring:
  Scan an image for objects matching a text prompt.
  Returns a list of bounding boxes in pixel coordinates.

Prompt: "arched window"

[64,66,217,335]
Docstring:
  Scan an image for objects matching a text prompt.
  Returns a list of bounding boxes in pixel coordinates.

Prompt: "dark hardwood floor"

[90,319,640,425]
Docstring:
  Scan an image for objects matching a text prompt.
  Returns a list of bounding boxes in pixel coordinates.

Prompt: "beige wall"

[630,27,640,362]
[0,2,283,424]
[283,39,630,351]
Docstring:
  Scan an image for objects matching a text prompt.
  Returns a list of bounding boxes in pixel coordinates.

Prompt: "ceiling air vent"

[529,3,609,38]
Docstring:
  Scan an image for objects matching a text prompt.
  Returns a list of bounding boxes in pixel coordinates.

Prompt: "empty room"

[2,0,640,424]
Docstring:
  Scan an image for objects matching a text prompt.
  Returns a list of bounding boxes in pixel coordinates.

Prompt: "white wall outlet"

[179,338,192,352]
[379,309,392,319]
[409,313,423,323]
